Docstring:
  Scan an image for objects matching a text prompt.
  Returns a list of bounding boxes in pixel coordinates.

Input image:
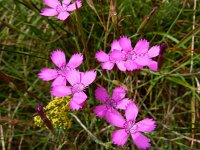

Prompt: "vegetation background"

[0,0,200,149]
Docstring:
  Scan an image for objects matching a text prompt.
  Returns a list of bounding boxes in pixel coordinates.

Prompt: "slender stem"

[190,0,197,147]
[74,7,89,69]
[70,113,109,148]
[0,125,5,150]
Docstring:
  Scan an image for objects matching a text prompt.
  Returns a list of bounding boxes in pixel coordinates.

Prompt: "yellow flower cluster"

[34,97,72,129]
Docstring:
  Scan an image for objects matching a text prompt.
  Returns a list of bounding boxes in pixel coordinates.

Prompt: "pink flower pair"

[40,0,82,20]
[96,36,160,71]
[94,87,132,118]
[38,50,97,110]
[94,87,156,149]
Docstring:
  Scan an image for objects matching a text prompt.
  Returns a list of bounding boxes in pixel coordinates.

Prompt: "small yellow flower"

[34,96,72,129]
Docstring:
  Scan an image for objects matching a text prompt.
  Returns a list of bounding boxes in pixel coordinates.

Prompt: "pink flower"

[38,50,83,87]
[118,36,160,71]
[117,36,140,71]
[51,70,97,110]
[94,87,132,118]
[106,102,156,149]
[40,0,82,20]
[95,40,126,71]
[132,38,160,71]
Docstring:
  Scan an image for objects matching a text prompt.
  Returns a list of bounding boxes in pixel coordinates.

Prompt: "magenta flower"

[106,102,156,149]
[118,36,160,71]
[95,40,126,71]
[94,87,132,118]
[117,36,140,71]
[38,50,83,87]
[51,70,97,110]
[40,0,82,20]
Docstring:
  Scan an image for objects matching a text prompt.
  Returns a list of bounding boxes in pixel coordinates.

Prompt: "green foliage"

[0,0,200,149]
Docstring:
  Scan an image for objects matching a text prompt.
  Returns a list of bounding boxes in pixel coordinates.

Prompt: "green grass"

[0,0,200,149]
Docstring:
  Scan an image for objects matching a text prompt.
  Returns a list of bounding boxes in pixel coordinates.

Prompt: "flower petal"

[51,75,66,87]
[116,61,126,71]
[66,0,82,11]
[148,60,158,71]
[81,70,97,86]
[95,87,109,103]
[111,40,122,51]
[51,50,66,68]
[134,56,150,66]
[105,109,125,128]
[72,92,87,105]
[93,105,108,118]
[69,100,82,110]
[116,98,132,110]
[57,12,70,20]
[131,132,151,149]
[101,62,114,70]
[44,0,60,8]
[38,68,58,81]
[112,129,129,146]
[51,85,72,97]
[95,50,109,62]
[133,39,149,54]
[62,0,71,6]
[119,36,132,53]
[67,53,83,69]
[136,118,156,133]
[40,8,58,16]
[124,60,138,71]
[125,102,138,121]
[110,50,126,61]
[69,92,87,110]
[66,70,81,85]
[137,64,143,70]
[148,46,160,58]
[112,87,126,101]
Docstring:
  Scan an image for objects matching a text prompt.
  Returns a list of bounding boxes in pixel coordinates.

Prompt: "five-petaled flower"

[94,87,132,118]
[38,50,83,87]
[95,40,126,71]
[51,70,97,110]
[106,102,156,149]
[40,0,82,20]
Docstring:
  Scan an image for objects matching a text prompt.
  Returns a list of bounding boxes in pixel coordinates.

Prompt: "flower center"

[58,66,70,77]
[105,99,117,109]
[124,120,138,134]
[72,83,85,93]
[56,4,67,13]
[126,51,137,60]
